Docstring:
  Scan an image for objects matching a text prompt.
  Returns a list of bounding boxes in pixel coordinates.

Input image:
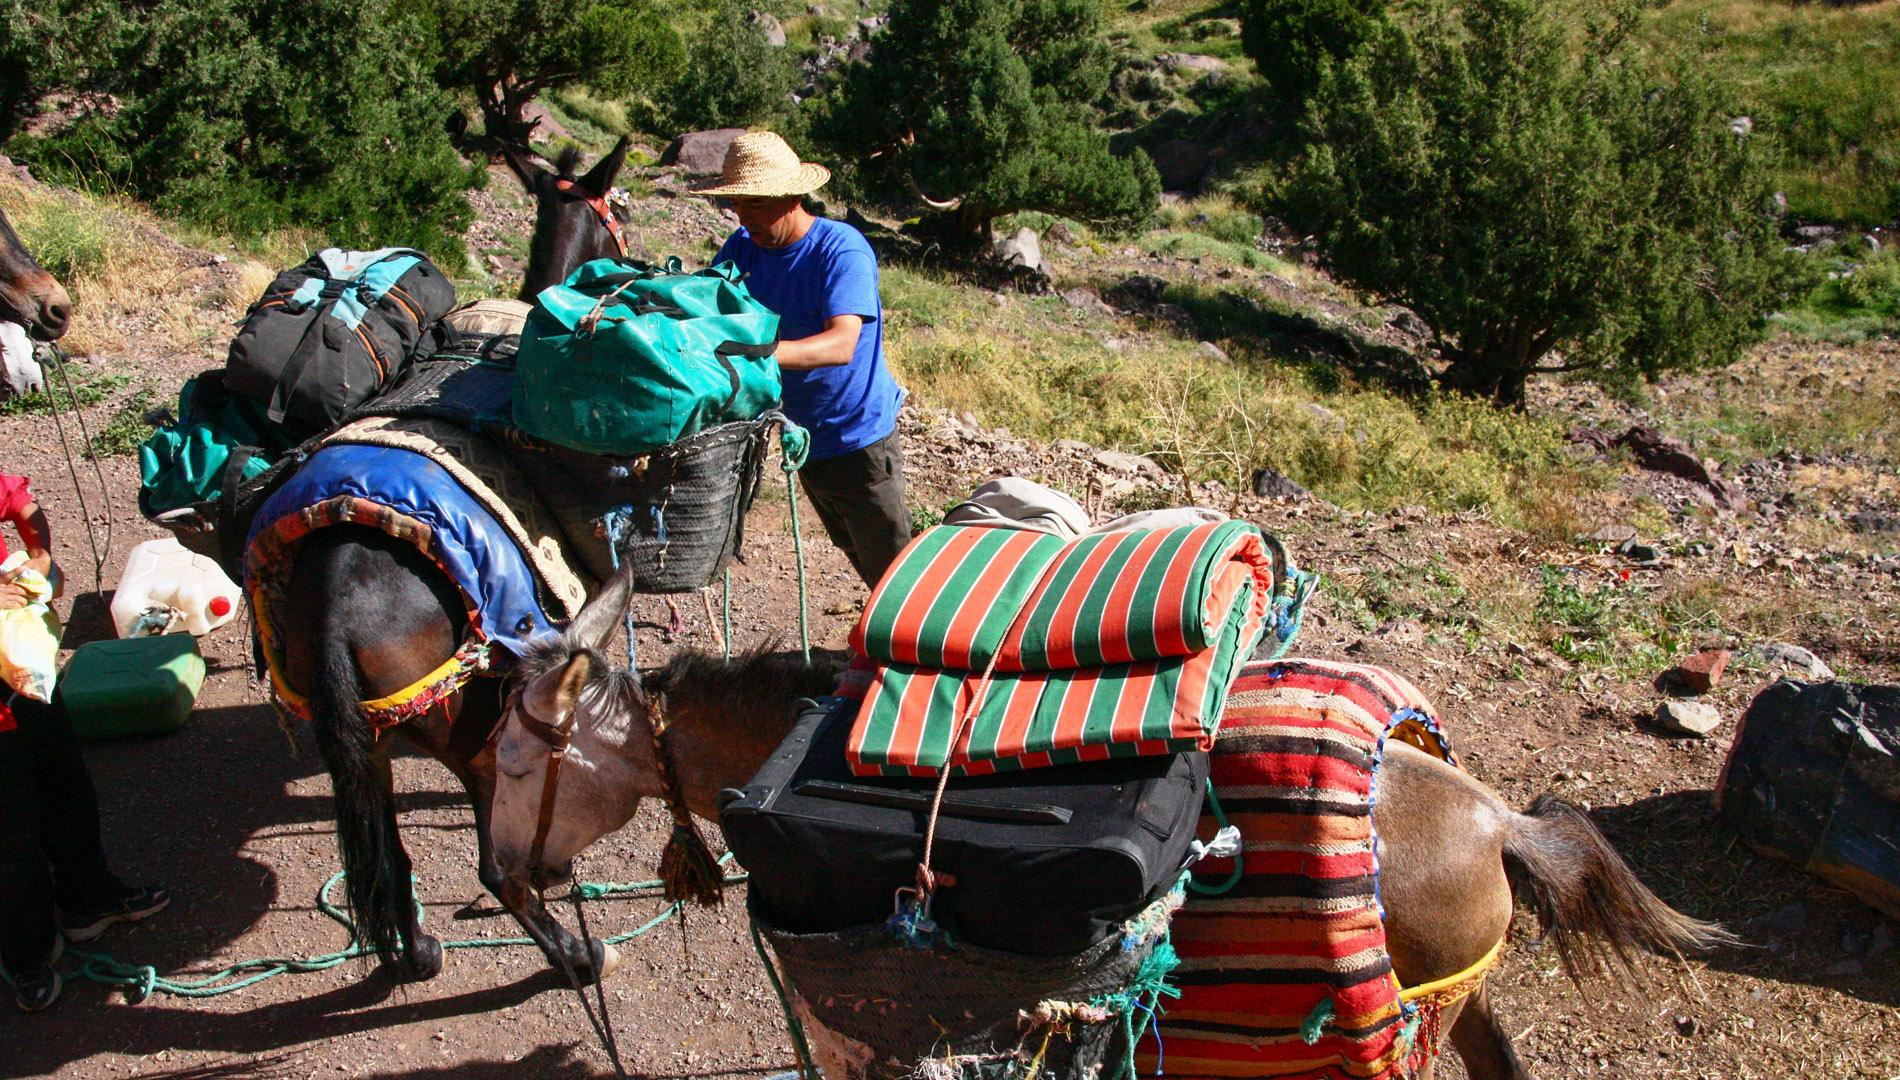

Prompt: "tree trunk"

[477,80,539,159]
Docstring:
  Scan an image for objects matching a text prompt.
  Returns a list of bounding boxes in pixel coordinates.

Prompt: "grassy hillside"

[1650,0,1900,227]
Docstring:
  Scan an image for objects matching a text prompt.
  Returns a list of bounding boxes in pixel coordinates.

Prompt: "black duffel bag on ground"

[224,247,455,429]
[721,697,1209,956]
[1717,678,1900,920]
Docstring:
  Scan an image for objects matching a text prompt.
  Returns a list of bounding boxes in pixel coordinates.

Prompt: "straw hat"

[692,132,831,198]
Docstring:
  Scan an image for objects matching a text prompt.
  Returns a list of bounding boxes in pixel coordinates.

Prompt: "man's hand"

[0,580,29,610]
[775,314,864,371]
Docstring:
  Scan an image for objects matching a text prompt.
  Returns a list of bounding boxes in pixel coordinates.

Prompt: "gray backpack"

[224,247,455,433]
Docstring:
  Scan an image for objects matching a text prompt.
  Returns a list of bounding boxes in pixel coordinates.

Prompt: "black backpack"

[224,248,455,430]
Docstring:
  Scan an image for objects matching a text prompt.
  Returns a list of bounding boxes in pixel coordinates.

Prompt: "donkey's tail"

[1501,794,1734,983]
[306,632,413,967]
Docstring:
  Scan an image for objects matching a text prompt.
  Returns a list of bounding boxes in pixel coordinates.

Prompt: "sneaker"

[59,885,171,942]
[9,936,64,1013]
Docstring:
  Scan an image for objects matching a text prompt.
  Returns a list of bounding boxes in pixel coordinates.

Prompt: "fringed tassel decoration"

[659,815,725,906]
[648,692,724,906]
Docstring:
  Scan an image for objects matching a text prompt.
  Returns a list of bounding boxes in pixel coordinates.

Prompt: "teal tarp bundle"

[513,258,782,456]
[138,373,297,517]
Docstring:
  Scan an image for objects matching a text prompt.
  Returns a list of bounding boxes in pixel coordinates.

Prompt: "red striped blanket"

[1147,658,1455,1080]
[845,521,1274,774]
[852,521,1273,672]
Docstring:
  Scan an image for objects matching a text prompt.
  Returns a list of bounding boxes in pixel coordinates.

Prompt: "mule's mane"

[648,646,847,721]
[554,146,584,181]
[513,636,845,741]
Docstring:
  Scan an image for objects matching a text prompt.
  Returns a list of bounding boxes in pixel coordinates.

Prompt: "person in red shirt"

[0,472,169,1012]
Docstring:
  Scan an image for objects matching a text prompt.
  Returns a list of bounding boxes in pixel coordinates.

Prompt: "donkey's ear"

[524,650,593,728]
[580,135,632,196]
[501,144,546,195]
[566,564,635,652]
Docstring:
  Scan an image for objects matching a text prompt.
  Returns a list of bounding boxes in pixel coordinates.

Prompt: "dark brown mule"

[262,141,634,982]
[507,136,633,302]
[486,582,1729,1077]
[0,205,74,340]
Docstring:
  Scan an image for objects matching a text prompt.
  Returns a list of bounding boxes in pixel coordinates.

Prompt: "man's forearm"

[775,318,862,370]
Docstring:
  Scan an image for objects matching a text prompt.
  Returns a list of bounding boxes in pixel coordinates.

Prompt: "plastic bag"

[0,550,62,702]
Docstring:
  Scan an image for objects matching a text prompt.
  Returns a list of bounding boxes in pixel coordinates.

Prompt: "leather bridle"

[555,178,628,258]
[497,680,581,884]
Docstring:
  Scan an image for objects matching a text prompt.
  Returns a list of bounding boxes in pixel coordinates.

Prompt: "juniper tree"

[17,0,479,260]
[817,0,1159,249]
[1288,0,1796,404]
[426,0,683,153]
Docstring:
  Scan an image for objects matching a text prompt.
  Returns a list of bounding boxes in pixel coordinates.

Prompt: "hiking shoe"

[9,937,63,1013]
[59,885,171,942]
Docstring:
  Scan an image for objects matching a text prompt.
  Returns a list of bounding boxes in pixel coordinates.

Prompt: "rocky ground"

[1,162,1896,1078]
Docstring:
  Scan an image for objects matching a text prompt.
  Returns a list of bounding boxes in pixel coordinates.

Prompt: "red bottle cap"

[209,596,233,618]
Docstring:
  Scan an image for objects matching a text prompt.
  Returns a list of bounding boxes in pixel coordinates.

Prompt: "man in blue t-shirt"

[697,132,910,588]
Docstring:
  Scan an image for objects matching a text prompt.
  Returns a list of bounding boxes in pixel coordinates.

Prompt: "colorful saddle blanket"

[844,521,1279,776]
[245,442,564,726]
[1149,658,1458,1080]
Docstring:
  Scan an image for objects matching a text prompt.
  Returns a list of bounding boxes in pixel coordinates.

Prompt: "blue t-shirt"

[715,217,901,461]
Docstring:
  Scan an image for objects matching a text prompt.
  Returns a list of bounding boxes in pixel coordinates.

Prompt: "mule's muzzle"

[1,277,72,340]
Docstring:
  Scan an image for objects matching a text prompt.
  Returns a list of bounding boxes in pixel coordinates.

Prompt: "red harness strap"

[555,179,628,257]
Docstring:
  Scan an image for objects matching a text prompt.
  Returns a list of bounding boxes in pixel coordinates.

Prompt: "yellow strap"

[266,648,471,724]
[1397,934,1505,1006]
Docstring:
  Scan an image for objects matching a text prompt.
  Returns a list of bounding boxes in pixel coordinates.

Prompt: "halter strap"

[555,178,628,258]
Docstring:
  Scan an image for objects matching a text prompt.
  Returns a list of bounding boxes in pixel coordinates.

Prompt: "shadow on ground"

[1589,790,1900,1007]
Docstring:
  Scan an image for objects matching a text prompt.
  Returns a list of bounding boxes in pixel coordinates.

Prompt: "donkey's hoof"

[390,935,445,982]
[594,940,622,983]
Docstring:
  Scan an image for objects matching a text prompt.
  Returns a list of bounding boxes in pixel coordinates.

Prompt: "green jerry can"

[60,635,207,741]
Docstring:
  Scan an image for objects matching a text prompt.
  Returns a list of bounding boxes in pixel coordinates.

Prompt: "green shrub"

[658,0,800,133]
[20,0,480,263]
[1237,0,1385,115]
[818,0,1159,247]
[1287,0,1798,404]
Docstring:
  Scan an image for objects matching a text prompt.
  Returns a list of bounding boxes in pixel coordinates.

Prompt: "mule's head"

[489,568,662,900]
[508,136,633,302]
[0,206,72,340]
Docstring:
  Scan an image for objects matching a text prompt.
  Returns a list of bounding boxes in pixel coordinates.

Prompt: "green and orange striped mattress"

[1144,657,1458,1079]
[843,520,1276,776]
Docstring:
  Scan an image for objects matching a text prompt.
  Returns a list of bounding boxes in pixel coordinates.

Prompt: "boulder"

[1587,524,1638,548]
[1147,139,1211,193]
[993,227,1042,272]
[1105,274,1168,309]
[1251,468,1309,501]
[1750,642,1836,680]
[1657,699,1723,737]
[1198,340,1229,362]
[1093,448,1167,480]
[1386,307,1430,340]
[660,128,749,175]
[1060,287,1112,317]
[1614,424,1747,510]
[1158,52,1225,73]
[748,10,787,45]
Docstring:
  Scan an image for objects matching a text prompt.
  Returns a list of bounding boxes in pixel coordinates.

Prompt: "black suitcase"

[719,697,1209,956]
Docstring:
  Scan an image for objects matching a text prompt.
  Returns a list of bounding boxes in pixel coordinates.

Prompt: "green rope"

[750,920,819,1080]
[1186,779,1243,897]
[63,861,746,1002]
[780,436,811,666]
[1299,995,1335,1045]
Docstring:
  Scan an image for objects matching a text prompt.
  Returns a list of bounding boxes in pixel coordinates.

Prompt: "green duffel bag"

[514,257,782,456]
